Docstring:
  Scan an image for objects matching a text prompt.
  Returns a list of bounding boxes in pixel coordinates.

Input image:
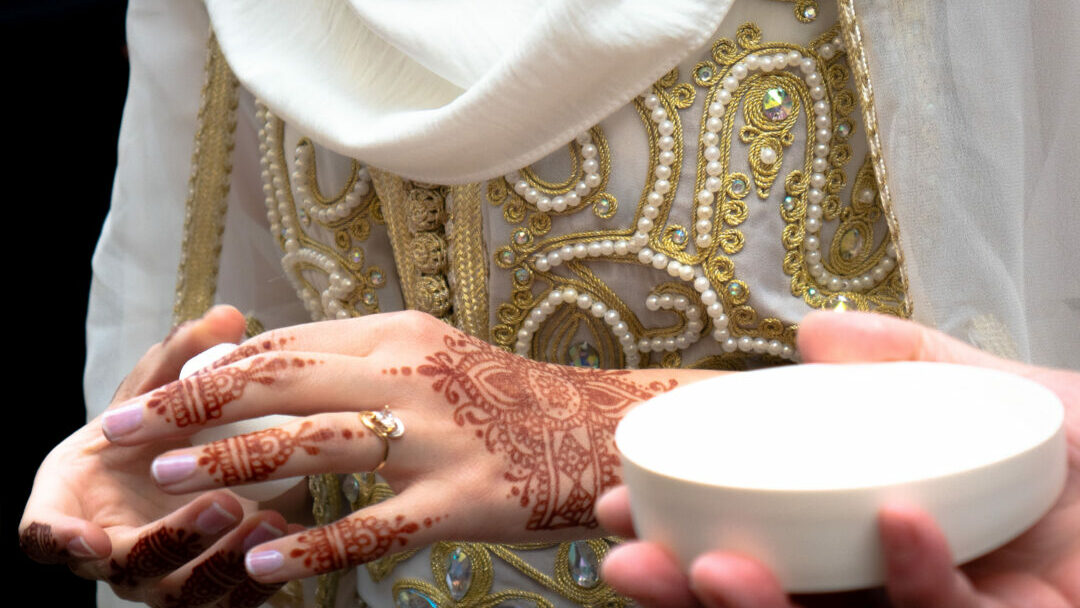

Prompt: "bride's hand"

[20,306,292,607]
[596,311,1080,608]
[101,310,710,583]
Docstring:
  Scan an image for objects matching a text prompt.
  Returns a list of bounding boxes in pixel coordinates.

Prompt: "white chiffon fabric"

[86,0,1079,606]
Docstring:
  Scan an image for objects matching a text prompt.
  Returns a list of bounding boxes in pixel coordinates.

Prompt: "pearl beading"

[293,142,371,224]
[259,106,370,321]
[507,132,602,213]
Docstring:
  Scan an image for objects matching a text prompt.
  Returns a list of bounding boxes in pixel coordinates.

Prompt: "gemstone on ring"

[370,408,405,437]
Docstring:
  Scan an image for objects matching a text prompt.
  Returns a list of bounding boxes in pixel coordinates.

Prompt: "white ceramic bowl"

[616,362,1066,593]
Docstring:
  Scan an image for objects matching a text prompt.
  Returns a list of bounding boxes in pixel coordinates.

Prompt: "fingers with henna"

[243,488,453,583]
[19,515,111,565]
[149,413,388,493]
[101,352,397,445]
[79,491,244,585]
[146,511,287,608]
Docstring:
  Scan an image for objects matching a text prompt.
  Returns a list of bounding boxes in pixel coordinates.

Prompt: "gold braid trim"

[448,183,490,340]
[172,32,239,324]
[369,169,420,310]
[310,474,344,608]
[837,1,913,317]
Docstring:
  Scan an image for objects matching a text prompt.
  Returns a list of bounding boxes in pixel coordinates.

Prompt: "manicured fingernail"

[151,454,198,485]
[102,402,143,439]
[245,550,284,576]
[242,522,285,552]
[66,536,98,558]
[195,502,238,535]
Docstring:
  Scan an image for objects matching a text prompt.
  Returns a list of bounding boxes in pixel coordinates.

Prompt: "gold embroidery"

[259,108,389,318]
[309,474,344,608]
[172,32,238,325]
[837,0,913,316]
[448,184,491,340]
[768,0,820,23]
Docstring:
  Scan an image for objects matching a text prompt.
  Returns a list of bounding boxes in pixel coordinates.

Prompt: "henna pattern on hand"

[224,578,284,608]
[109,527,203,586]
[198,421,335,486]
[162,551,246,607]
[19,522,67,563]
[287,515,419,574]
[211,336,296,369]
[146,356,288,427]
[418,333,677,530]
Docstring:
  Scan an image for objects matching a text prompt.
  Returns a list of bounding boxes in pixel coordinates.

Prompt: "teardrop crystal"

[567,541,600,588]
[445,546,473,601]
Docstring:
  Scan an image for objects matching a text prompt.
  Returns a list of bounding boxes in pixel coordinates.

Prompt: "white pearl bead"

[815,114,831,130]
[787,51,802,65]
[696,234,711,248]
[659,150,676,166]
[664,338,677,351]
[705,177,723,192]
[694,276,710,293]
[644,94,660,109]
[820,43,835,59]
[696,219,712,234]
[858,188,875,204]
[565,191,580,207]
[738,336,753,351]
[638,339,652,352]
[651,253,669,269]
[814,143,829,158]
[808,188,824,203]
[614,240,629,256]
[678,265,695,281]
[585,173,602,188]
[573,243,587,258]
[701,289,718,305]
[807,204,823,219]
[658,136,675,151]
[601,240,615,255]
[548,251,562,266]
[575,181,590,196]
[666,261,682,277]
[604,309,620,325]
[696,190,713,205]
[807,72,822,87]
[697,205,713,219]
[537,197,552,212]
[812,157,829,172]
[704,146,721,162]
[658,120,675,136]
[805,235,820,250]
[562,288,578,303]
[760,56,774,72]
[760,146,778,165]
[816,128,832,143]
[654,179,671,194]
[708,102,725,117]
[675,335,689,349]
[587,242,603,257]
[746,55,759,69]
[806,217,821,232]
[706,116,723,132]
[828,277,842,291]
[810,85,826,100]
[560,245,574,259]
[638,249,653,264]
[590,302,607,317]
[754,338,768,353]
[717,89,732,104]
[813,100,829,116]
[713,312,728,328]
[654,165,671,180]
[651,107,667,122]
[810,173,826,188]
[577,294,593,309]
[702,132,719,147]
[659,294,673,309]
[732,63,748,79]
[552,196,568,212]
[706,160,723,176]
[806,250,822,265]
[800,57,815,73]
[651,337,664,352]
[534,256,550,271]
[645,295,660,311]
[722,338,738,352]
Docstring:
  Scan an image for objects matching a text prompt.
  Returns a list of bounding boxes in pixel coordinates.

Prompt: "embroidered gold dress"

[85,0,1080,606]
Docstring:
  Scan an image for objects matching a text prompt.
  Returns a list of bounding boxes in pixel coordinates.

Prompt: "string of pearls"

[293,143,372,224]
[258,106,358,321]
[515,287,641,369]
[507,132,602,213]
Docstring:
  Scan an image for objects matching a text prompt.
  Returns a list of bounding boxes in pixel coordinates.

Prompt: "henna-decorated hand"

[101,310,711,584]
[20,306,295,607]
[596,312,1080,608]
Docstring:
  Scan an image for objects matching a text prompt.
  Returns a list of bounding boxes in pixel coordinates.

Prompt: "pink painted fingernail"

[152,454,198,485]
[245,550,284,576]
[242,522,285,552]
[195,501,238,535]
[66,536,98,558]
[102,402,143,439]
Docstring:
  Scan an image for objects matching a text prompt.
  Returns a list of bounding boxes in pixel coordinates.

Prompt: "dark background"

[5,0,130,605]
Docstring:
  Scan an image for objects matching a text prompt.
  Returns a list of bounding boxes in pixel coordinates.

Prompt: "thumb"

[797,311,1018,372]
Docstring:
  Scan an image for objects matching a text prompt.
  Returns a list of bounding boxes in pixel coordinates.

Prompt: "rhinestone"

[839,228,865,260]
[826,294,855,311]
[370,269,385,287]
[836,122,851,138]
[298,209,310,225]
[762,87,794,122]
[726,282,745,299]
[568,541,600,588]
[595,195,613,215]
[395,589,437,608]
[362,291,377,306]
[370,408,405,437]
[568,342,600,368]
[731,178,747,194]
[807,287,819,297]
[696,65,714,81]
[341,475,360,503]
[802,5,818,20]
[445,547,473,601]
[349,248,363,264]
[672,227,688,245]
[514,268,531,284]
[513,228,530,245]
[783,195,796,211]
[499,249,516,265]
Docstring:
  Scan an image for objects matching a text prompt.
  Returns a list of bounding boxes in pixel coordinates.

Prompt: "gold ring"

[359,406,404,473]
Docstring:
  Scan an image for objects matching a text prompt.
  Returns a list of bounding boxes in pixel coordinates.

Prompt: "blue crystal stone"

[568,541,600,588]
[568,342,600,368]
[672,227,687,245]
[395,589,437,608]
[445,547,473,601]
